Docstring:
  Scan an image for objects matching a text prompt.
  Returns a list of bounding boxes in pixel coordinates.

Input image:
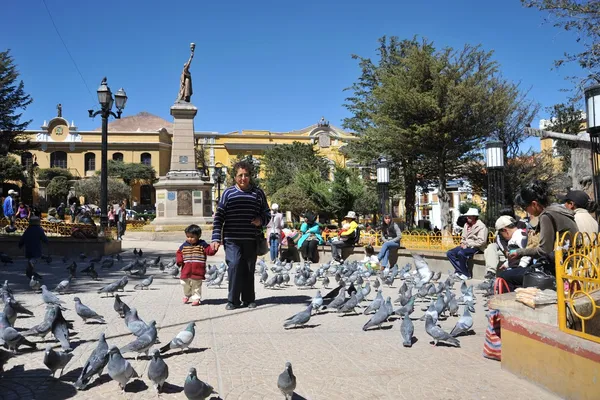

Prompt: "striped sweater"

[176,240,216,280]
[211,185,271,242]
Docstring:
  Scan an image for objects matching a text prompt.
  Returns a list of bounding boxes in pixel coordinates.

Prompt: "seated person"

[362,245,380,271]
[280,229,300,263]
[493,216,532,292]
[484,207,527,280]
[46,207,63,223]
[378,214,401,268]
[446,208,488,280]
[298,212,324,263]
[330,211,359,263]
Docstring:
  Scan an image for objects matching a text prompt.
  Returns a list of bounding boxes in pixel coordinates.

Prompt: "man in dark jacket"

[18,217,48,260]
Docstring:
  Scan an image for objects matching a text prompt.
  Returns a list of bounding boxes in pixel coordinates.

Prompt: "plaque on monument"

[177,190,193,215]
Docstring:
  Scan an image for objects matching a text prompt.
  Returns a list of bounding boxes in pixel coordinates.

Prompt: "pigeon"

[260,270,268,283]
[52,306,72,351]
[448,296,459,317]
[41,285,66,309]
[75,333,109,390]
[420,301,439,325]
[184,367,215,400]
[460,280,468,295]
[120,321,157,360]
[160,322,196,354]
[125,308,149,337]
[324,287,347,310]
[97,279,122,297]
[310,291,323,313]
[107,346,139,392]
[43,345,74,377]
[22,305,56,338]
[322,275,330,288]
[134,275,154,290]
[74,297,105,323]
[363,290,384,315]
[424,314,460,347]
[65,261,77,278]
[0,253,13,265]
[394,295,416,317]
[113,294,128,318]
[30,275,42,291]
[372,277,381,290]
[4,298,33,326]
[362,297,391,331]
[400,314,414,347]
[450,303,474,337]
[117,276,129,291]
[129,265,147,278]
[337,292,359,315]
[82,263,99,279]
[283,304,313,329]
[138,249,143,257]
[431,270,442,282]
[147,349,169,393]
[277,361,297,400]
[133,248,138,256]
[3,327,37,352]
[116,253,122,262]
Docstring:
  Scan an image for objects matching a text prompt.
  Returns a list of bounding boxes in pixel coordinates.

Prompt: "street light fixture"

[377,157,390,217]
[585,84,600,204]
[485,140,505,225]
[212,162,227,203]
[88,77,128,236]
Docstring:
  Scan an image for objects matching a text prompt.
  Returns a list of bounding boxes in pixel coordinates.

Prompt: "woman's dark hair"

[185,224,202,237]
[381,214,392,230]
[514,180,550,208]
[365,245,375,256]
[498,207,516,219]
[304,211,316,225]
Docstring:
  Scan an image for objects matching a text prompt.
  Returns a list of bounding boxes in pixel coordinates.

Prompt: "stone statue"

[177,43,195,102]
[57,103,62,118]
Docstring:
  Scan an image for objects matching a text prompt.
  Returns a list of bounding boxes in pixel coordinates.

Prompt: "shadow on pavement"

[161,347,209,360]
[0,365,78,400]
[257,295,311,306]
[161,381,184,394]
[126,379,148,393]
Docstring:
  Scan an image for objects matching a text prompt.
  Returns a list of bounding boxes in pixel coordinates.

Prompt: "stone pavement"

[0,239,558,400]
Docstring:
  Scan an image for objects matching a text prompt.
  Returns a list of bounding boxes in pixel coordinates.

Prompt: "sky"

[2,0,588,152]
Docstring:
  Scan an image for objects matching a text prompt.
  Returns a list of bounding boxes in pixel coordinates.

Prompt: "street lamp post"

[377,157,390,217]
[88,77,127,236]
[212,162,226,203]
[585,84,600,204]
[485,141,505,225]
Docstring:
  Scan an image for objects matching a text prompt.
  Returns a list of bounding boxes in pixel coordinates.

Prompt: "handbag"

[523,267,556,291]
[256,233,269,256]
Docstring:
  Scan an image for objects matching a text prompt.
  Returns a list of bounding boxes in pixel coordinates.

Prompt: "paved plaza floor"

[0,239,558,399]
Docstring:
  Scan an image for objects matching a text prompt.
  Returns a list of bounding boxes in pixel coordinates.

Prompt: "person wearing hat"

[330,211,359,263]
[18,216,48,260]
[558,189,598,236]
[267,203,285,262]
[3,189,17,228]
[446,208,488,280]
[494,215,533,291]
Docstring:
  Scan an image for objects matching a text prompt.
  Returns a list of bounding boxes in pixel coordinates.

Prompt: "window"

[84,153,96,172]
[50,151,67,169]
[21,152,33,169]
[140,152,151,166]
[112,152,123,162]
[140,184,154,205]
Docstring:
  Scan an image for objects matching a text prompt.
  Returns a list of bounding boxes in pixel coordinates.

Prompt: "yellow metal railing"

[555,231,600,344]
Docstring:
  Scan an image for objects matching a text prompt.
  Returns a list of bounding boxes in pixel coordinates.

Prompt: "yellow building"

[13,111,357,210]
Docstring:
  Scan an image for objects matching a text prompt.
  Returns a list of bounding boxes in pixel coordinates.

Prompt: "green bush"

[38,168,74,182]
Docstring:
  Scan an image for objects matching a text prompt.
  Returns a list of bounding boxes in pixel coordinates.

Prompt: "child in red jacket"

[176,224,216,306]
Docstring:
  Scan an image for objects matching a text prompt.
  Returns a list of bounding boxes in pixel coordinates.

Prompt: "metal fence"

[555,232,600,344]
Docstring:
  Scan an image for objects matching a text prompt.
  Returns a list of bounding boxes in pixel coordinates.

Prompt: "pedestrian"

[377,214,401,267]
[117,202,127,240]
[18,216,48,260]
[57,202,66,220]
[267,203,284,263]
[17,202,30,220]
[108,205,116,228]
[557,189,598,237]
[3,189,17,229]
[446,208,488,280]
[176,224,216,306]
[330,211,359,263]
[69,201,77,223]
[297,212,323,263]
[211,160,271,310]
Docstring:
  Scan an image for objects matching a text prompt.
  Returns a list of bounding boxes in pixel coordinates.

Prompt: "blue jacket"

[3,196,14,217]
[18,225,48,259]
[297,222,324,247]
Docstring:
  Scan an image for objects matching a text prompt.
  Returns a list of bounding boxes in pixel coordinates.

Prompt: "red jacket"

[176,240,216,280]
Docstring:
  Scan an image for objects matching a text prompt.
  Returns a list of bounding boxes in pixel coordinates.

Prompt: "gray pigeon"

[283,304,313,329]
[160,322,195,354]
[394,295,416,317]
[310,291,323,313]
[337,292,359,315]
[420,301,439,325]
[184,367,215,399]
[322,275,330,288]
[400,314,414,347]
[147,349,169,393]
[450,304,474,337]
[54,277,72,294]
[362,297,391,331]
[74,297,105,323]
[22,304,56,338]
[134,275,154,290]
[277,361,297,400]
[324,287,346,310]
[4,298,34,326]
[41,285,65,308]
[3,327,36,352]
[448,296,459,317]
[43,345,74,377]
[51,306,72,351]
[107,346,139,392]
[30,275,42,292]
[363,290,384,315]
[372,277,381,290]
[97,279,121,297]
[120,321,157,360]
[424,314,460,347]
[114,293,128,318]
[75,333,109,390]
[124,308,149,337]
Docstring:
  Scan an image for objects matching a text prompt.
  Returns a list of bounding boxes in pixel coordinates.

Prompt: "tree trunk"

[437,167,451,234]
[403,168,416,229]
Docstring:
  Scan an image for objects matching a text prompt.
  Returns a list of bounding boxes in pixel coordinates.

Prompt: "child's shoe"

[191,300,201,306]
[182,297,189,304]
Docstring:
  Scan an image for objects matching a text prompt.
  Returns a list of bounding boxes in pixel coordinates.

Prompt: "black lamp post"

[376,157,390,217]
[585,84,600,204]
[485,140,505,225]
[212,162,226,203]
[88,77,127,235]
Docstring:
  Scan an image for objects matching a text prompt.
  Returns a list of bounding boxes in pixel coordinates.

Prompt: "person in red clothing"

[176,224,216,306]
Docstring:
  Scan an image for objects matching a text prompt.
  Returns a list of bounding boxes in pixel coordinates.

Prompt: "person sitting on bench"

[330,211,359,263]
[298,212,323,263]
[446,208,488,280]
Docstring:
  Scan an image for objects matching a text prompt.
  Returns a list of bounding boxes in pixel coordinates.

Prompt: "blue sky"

[2,0,586,152]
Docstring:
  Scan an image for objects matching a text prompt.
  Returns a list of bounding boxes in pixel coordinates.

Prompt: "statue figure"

[57,103,62,118]
[177,43,195,102]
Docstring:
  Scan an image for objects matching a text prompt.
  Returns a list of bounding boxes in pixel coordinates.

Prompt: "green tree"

[229,154,261,187]
[522,0,600,86]
[38,168,74,182]
[0,155,25,183]
[46,176,70,205]
[270,185,318,221]
[106,160,157,185]
[261,142,330,196]
[74,176,131,205]
[546,103,584,172]
[0,50,34,155]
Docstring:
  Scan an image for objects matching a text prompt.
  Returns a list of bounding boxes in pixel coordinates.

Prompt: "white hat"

[7,189,18,195]
[463,208,479,217]
[344,211,357,219]
[271,203,279,211]
[495,215,516,231]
